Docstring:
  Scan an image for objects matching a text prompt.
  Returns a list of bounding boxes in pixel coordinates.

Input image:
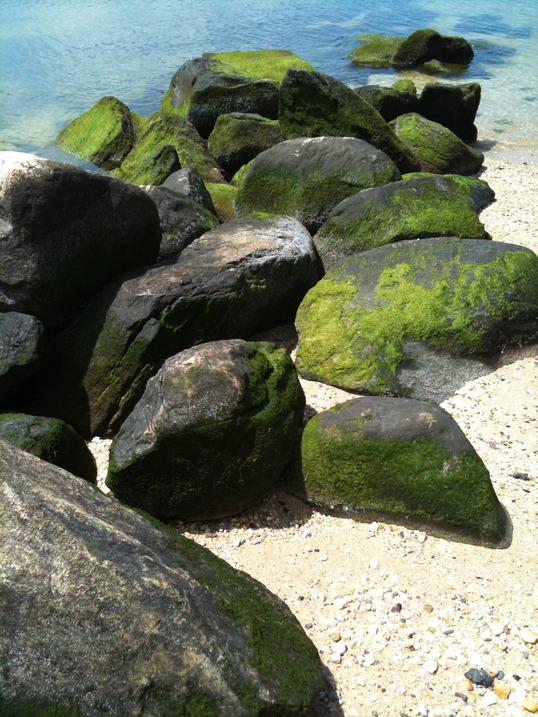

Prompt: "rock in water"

[0,439,322,715]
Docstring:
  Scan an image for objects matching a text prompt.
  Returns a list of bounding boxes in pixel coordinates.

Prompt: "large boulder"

[0,152,161,325]
[162,166,217,213]
[0,311,43,405]
[278,69,420,173]
[390,113,484,175]
[122,144,181,186]
[0,440,322,715]
[107,340,304,520]
[401,173,495,211]
[142,186,219,259]
[393,29,474,67]
[349,33,404,69]
[299,397,507,544]
[235,136,401,232]
[0,413,96,482]
[418,82,481,142]
[314,176,489,270]
[161,57,280,138]
[32,216,319,437]
[204,49,316,83]
[295,238,538,400]
[354,82,418,122]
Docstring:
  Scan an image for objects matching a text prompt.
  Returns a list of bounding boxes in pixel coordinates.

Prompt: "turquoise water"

[1,0,537,158]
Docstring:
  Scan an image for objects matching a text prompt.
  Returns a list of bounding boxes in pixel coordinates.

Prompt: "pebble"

[495,683,511,699]
[522,699,538,713]
[520,628,538,645]
[423,659,438,674]
[481,691,498,707]
[465,668,494,687]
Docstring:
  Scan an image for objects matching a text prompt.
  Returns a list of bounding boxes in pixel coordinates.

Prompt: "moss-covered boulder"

[111,113,224,185]
[299,397,507,544]
[393,29,474,67]
[0,312,43,406]
[107,340,304,519]
[354,83,418,122]
[0,413,96,482]
[161,57,280,138]
[208,112,284,176]
[55,96,141,167]
[278,69,420,173]
[204,49,315,83]
[390,113,484,175]
[296,238,538,399]
[418,82,481,142]
[401,172,495,211]
[231,159,254,187]
[124,144,181,186]
[0,439,323,715]
[235,136,401,232]
[314,176,489,269]
[206,182,238,222]
[348,34,404,68]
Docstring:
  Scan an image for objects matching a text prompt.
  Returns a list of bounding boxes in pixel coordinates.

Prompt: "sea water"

[0,0,537,159]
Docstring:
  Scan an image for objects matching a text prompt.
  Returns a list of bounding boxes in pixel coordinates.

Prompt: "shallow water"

[0,0,537,157]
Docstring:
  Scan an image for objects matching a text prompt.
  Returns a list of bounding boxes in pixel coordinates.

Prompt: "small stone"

[424,659,438,674]
[424,604,434,613]
[522,699,538,713]
[512,472,530,480]
[330,654,341,664]
[331,641,347,656]
[391,603,403,613]
[494,683,511,699]
[465,668,494,687]
[480,691,497,707]
[520,628,538,645]
[491,622,505,636]
[454,692,468,702]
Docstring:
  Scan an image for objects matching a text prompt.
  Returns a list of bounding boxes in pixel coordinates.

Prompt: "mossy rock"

[393,29,474,67]
[314,176,489,269]
[348,34,404,68]
[123,144,181,186]
[401,173,494,211]
[204,49,315,83]
[296,238,538,396]
[300,397,507,545]
[418,82,481,142]
[390,113,483,175]
[111,113,224,185]
[230,159,254,187]
[55,96,142,167]
[206,182,238,222]
[354,84,418,123]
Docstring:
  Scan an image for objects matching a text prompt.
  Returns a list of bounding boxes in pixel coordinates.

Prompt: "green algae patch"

[0,701,83,717]
[206,182,237,222]
[206,50,315,83]
[296,240,538,393]
[349,34,404,68]
[231,159,254,187]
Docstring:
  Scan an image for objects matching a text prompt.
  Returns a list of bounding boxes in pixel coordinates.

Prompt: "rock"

[494,683,511,699]
[208,112,284,176]
[55,95,139,167]
[393,29,474,67]
[0,312,43,404]
[143,186,219,259]
[0,439,322,715]
[32,215,318,437]
[464,668,494,687]
[112,112,224,185]
[298,396,507,544]
[349,34,405,69]
[390,113,484,175]
[206,182,238,222]
[401,173,495,212]
[123,143,181,186]
[0,152,161,325]
[295,238,538,399]
[520,628,538,644]
[523,698,538,713]
[354,83,418,122]
[0,413,96,482]
[162,167,217,214]
[204,49,316,83]
[314,176,489,270]
[423,659,438,674]
[106,340,304,519]
[418,83,481,142]
[235,136,401,233]
[162,57,280,138]
[278,69,420,173]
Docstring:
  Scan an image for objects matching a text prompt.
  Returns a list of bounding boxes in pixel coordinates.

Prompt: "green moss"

[391,79,416,94]
[206,183,237,222]
[206,50,315,83]
[230,160,254,187]
[144,687,218,716]
[0,700,83,717]
[349,34,404,68]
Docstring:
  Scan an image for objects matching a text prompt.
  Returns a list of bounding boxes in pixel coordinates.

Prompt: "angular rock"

[162,57,280,138]
[0,440,322,715]
[0,413,96,482]
[204,49,316,83]
[107,340,304,519]
[143,186,219,259]
[295,238,538,399]
[124,143,181,186]
[418,82,481,142]
[401,173,495,212]
[0,312,43,405]
[278,69,420,173]
[355,83,418,122]
[162,167,217,213]
[390,113,484,175]
[393,29,474,67]
[299,397,507,544]
[235,136,401,232]
[33,216,319,437]
[0,152,161,325]
[314,176,489,270]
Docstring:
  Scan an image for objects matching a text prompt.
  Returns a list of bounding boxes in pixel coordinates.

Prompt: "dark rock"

[32,215,318,437]
[107,340,304,519]
[465,668,494,687]
[393,29,474,67]
[418,83,481,142]
[0,312,43,404]
[0,439,323,715]
[125,144,181,186]
[143,186,219,259]
[0,413,96,482]
[355,84,418,122]
[0,152,161,325]
[349,34,404,69]
[162,167,217,213]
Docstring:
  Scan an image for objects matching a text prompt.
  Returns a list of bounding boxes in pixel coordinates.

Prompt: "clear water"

[1,0,537,160]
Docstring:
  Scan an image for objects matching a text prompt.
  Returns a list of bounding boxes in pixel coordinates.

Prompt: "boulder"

[0,152,161,325]
[32,216,319,437]
[299,397,507,544]
[55,95,140,167]
[143,186,219,259]
[235,136,401,233]
[295,238,538,399]
[418,82,481,142]
[162,167,217,213]
[393,29,474,67]
[112,113,224,185]
[107,340,304,519]
[208,112,284,176]
[278,68,420,173]
[349,33,404,69]
[206,182,238,222]
[0,439,322,715]
[401,173,495,212]
[314,176,489,270]
[390,113,484,175]
[204,49,316,83]
[0,311,43,405]
[354,83,418,122]
[123,144,181,186]
[0,413,96,482]
[161,57,280,138]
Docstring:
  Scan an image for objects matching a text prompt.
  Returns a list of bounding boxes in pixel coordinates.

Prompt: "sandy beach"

[91,148,538,717]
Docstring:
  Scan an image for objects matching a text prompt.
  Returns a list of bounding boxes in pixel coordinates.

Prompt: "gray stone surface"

[162,167,217,213]
[0,311,43,404]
